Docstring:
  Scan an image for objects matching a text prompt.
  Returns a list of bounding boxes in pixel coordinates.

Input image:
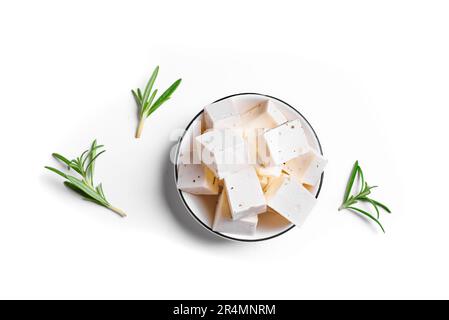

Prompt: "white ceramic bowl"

[174,93,324,242]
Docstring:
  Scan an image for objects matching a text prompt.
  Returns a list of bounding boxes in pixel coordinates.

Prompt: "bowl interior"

[175,93,323,242]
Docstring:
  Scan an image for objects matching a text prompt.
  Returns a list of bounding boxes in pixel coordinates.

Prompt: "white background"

[1,0,448,299]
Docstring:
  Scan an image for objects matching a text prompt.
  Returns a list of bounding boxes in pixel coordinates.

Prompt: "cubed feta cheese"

[240,100,288,166]
[212,191,258,236]
[178,148,191,166]
[240,100,287,130]
[191,114,204,164]
[177,163,219,195]
[265,175,317,227]
[196,129,248,179]
[204,98,240,129]
[224,167,267,220]
[283,148,327,187]
[259,119,309,165]
[178,115,204,165]
[242,128,262,165]
[232,96,269,114]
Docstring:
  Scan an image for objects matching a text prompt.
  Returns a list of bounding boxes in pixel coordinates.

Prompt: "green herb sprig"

[45,140,126,217]
[132,66,182,138]
[339,161,391,232]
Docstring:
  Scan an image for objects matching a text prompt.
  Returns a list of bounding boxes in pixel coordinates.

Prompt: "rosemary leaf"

[369,199,392,213]
[52,153,72,168]
[148,78,182,116]
[347,206,385,233]
[45,166,67,179]
[86,140,97,186]
[343,160,359,202]
[142,66,159,103]
[45,140,126,217]
[362,197,381,219]
[132,66,181,138]
[339,161,391,233]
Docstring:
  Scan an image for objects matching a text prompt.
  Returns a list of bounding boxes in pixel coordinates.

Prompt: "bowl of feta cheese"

[175,93,326,242]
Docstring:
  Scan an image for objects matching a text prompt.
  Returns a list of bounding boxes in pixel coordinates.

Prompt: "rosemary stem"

[135,118,145,139]
[108,205,127,218]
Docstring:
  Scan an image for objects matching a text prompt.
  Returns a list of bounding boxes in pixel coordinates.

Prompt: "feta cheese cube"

[178,115,204,165]
[259,119,309,165]
[196,129,248,179]
[240,100,287,130]
[283,148,328,187]
[265,175,317,227]
[242,128,264,165]
[212,191,258,236]
[224,167,267,220]
[191,114,204,164]
[204,98,240,129]
[178,148,191,166]
[241,100,288,165]
[177,163,219,195]
[232,96,269,114]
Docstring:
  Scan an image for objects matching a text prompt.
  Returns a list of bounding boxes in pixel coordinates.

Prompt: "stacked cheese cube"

[177,99,327,236]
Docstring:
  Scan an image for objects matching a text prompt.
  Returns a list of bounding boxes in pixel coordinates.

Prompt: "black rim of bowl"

[173,92,324,242]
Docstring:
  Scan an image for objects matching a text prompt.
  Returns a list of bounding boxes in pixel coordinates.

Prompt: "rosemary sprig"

[132,66,182,138]
[339,161,391,233]
[45,140,126,217]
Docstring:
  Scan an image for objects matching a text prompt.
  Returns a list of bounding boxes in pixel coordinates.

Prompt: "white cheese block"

[256,165,282,178]
[191,114,204,164]
[178,115,204,165]
[265,175,317,227]
[178,147,191,166]
[242,128,261,166]
[241,100,287,165]
[240,100,287,130]
[224,167,267,220]
[212,191,258,236]
[259,119,309,165]
[196,129,248,179]
[204,98,240,129]
[283,148,327,187]
[232,96,270,115]
[177,163,219,195]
